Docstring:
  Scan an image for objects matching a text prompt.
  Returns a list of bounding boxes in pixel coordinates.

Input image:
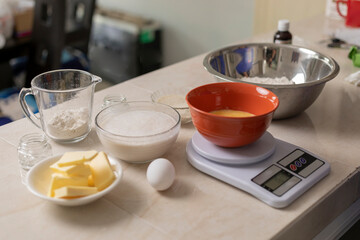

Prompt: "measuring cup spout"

[91,74,102,85]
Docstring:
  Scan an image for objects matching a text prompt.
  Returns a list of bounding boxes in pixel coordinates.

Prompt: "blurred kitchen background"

[0,0,336,124]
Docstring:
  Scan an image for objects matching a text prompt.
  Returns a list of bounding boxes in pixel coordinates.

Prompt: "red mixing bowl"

[186,82,279,147]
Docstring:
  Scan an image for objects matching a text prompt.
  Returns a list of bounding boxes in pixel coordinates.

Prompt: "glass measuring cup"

[19,69,102,143]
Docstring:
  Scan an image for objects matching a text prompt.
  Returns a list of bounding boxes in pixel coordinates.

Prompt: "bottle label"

[274,39,292,44]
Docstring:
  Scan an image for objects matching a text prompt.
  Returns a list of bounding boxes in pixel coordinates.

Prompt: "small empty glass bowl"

[151,87,192,124]
[101,94,127,109]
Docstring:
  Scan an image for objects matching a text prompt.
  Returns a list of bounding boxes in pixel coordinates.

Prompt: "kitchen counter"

[1,15,360,239]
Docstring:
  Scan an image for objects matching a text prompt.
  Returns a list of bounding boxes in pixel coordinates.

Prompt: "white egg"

[146,158,175,191]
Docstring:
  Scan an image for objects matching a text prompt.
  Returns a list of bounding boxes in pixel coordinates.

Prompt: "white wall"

[97,0,254,66]
[253,0,326,35]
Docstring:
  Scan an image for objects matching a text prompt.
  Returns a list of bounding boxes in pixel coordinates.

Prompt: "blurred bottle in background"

[273,19,292,44]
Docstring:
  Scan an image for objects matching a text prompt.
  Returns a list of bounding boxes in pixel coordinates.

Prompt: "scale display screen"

[263,170,292,191]
[252,165,301,196]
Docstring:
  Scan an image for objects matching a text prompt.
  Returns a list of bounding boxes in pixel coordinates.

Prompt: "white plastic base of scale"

[186,131,331,208]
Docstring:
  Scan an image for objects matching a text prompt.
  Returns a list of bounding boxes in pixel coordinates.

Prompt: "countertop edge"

[274,169,360,240]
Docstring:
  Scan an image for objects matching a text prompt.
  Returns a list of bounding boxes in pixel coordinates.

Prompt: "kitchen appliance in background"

[89,8,162,84]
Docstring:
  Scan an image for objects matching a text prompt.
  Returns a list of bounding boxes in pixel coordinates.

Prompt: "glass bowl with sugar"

[95,101,181,163]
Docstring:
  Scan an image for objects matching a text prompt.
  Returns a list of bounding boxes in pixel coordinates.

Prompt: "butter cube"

[47,173,89,197]
[54,186,98,198]
[56,150,98,167]
[50,162,91,177]
[88,174,94,187]
[89,151,115,191]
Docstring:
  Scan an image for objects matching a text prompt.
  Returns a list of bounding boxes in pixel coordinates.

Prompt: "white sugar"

[102,110,177,136]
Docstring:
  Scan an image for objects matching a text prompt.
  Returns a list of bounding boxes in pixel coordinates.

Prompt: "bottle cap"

[278,19,290,31]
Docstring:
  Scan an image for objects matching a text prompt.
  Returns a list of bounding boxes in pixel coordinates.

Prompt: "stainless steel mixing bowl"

[203,43,340,119]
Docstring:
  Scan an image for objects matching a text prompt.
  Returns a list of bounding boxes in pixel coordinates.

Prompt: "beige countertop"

[1,15,360,239]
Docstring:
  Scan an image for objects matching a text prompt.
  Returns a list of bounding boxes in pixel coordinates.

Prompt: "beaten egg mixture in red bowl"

[186,82,279,147]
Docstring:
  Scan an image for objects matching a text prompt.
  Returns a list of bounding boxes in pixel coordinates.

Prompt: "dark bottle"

[273,19,292,44]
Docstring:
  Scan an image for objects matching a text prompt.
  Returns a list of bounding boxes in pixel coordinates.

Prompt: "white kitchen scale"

[186,131,330,208]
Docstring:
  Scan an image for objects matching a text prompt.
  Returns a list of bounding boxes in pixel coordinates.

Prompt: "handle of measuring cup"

[19,88,41,129]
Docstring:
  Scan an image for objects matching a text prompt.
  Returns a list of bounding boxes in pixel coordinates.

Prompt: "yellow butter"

[50,163,73,173]
[47,173,89,197]
[54,186,98,198]
[50,162,91,177]
[89,151,115,191]
[56,150,98,167]
[88,174,94,187]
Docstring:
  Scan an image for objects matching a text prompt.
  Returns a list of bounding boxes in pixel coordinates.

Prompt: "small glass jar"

[17,133,52,184]
[101,94,127,109]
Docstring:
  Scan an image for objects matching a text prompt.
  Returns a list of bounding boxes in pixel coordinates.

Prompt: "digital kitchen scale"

[186,131,330,208]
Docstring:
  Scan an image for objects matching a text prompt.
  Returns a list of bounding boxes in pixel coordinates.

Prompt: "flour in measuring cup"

[47,108,90,139]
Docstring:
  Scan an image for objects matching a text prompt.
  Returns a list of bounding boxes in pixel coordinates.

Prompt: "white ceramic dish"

[26,154,122,206]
